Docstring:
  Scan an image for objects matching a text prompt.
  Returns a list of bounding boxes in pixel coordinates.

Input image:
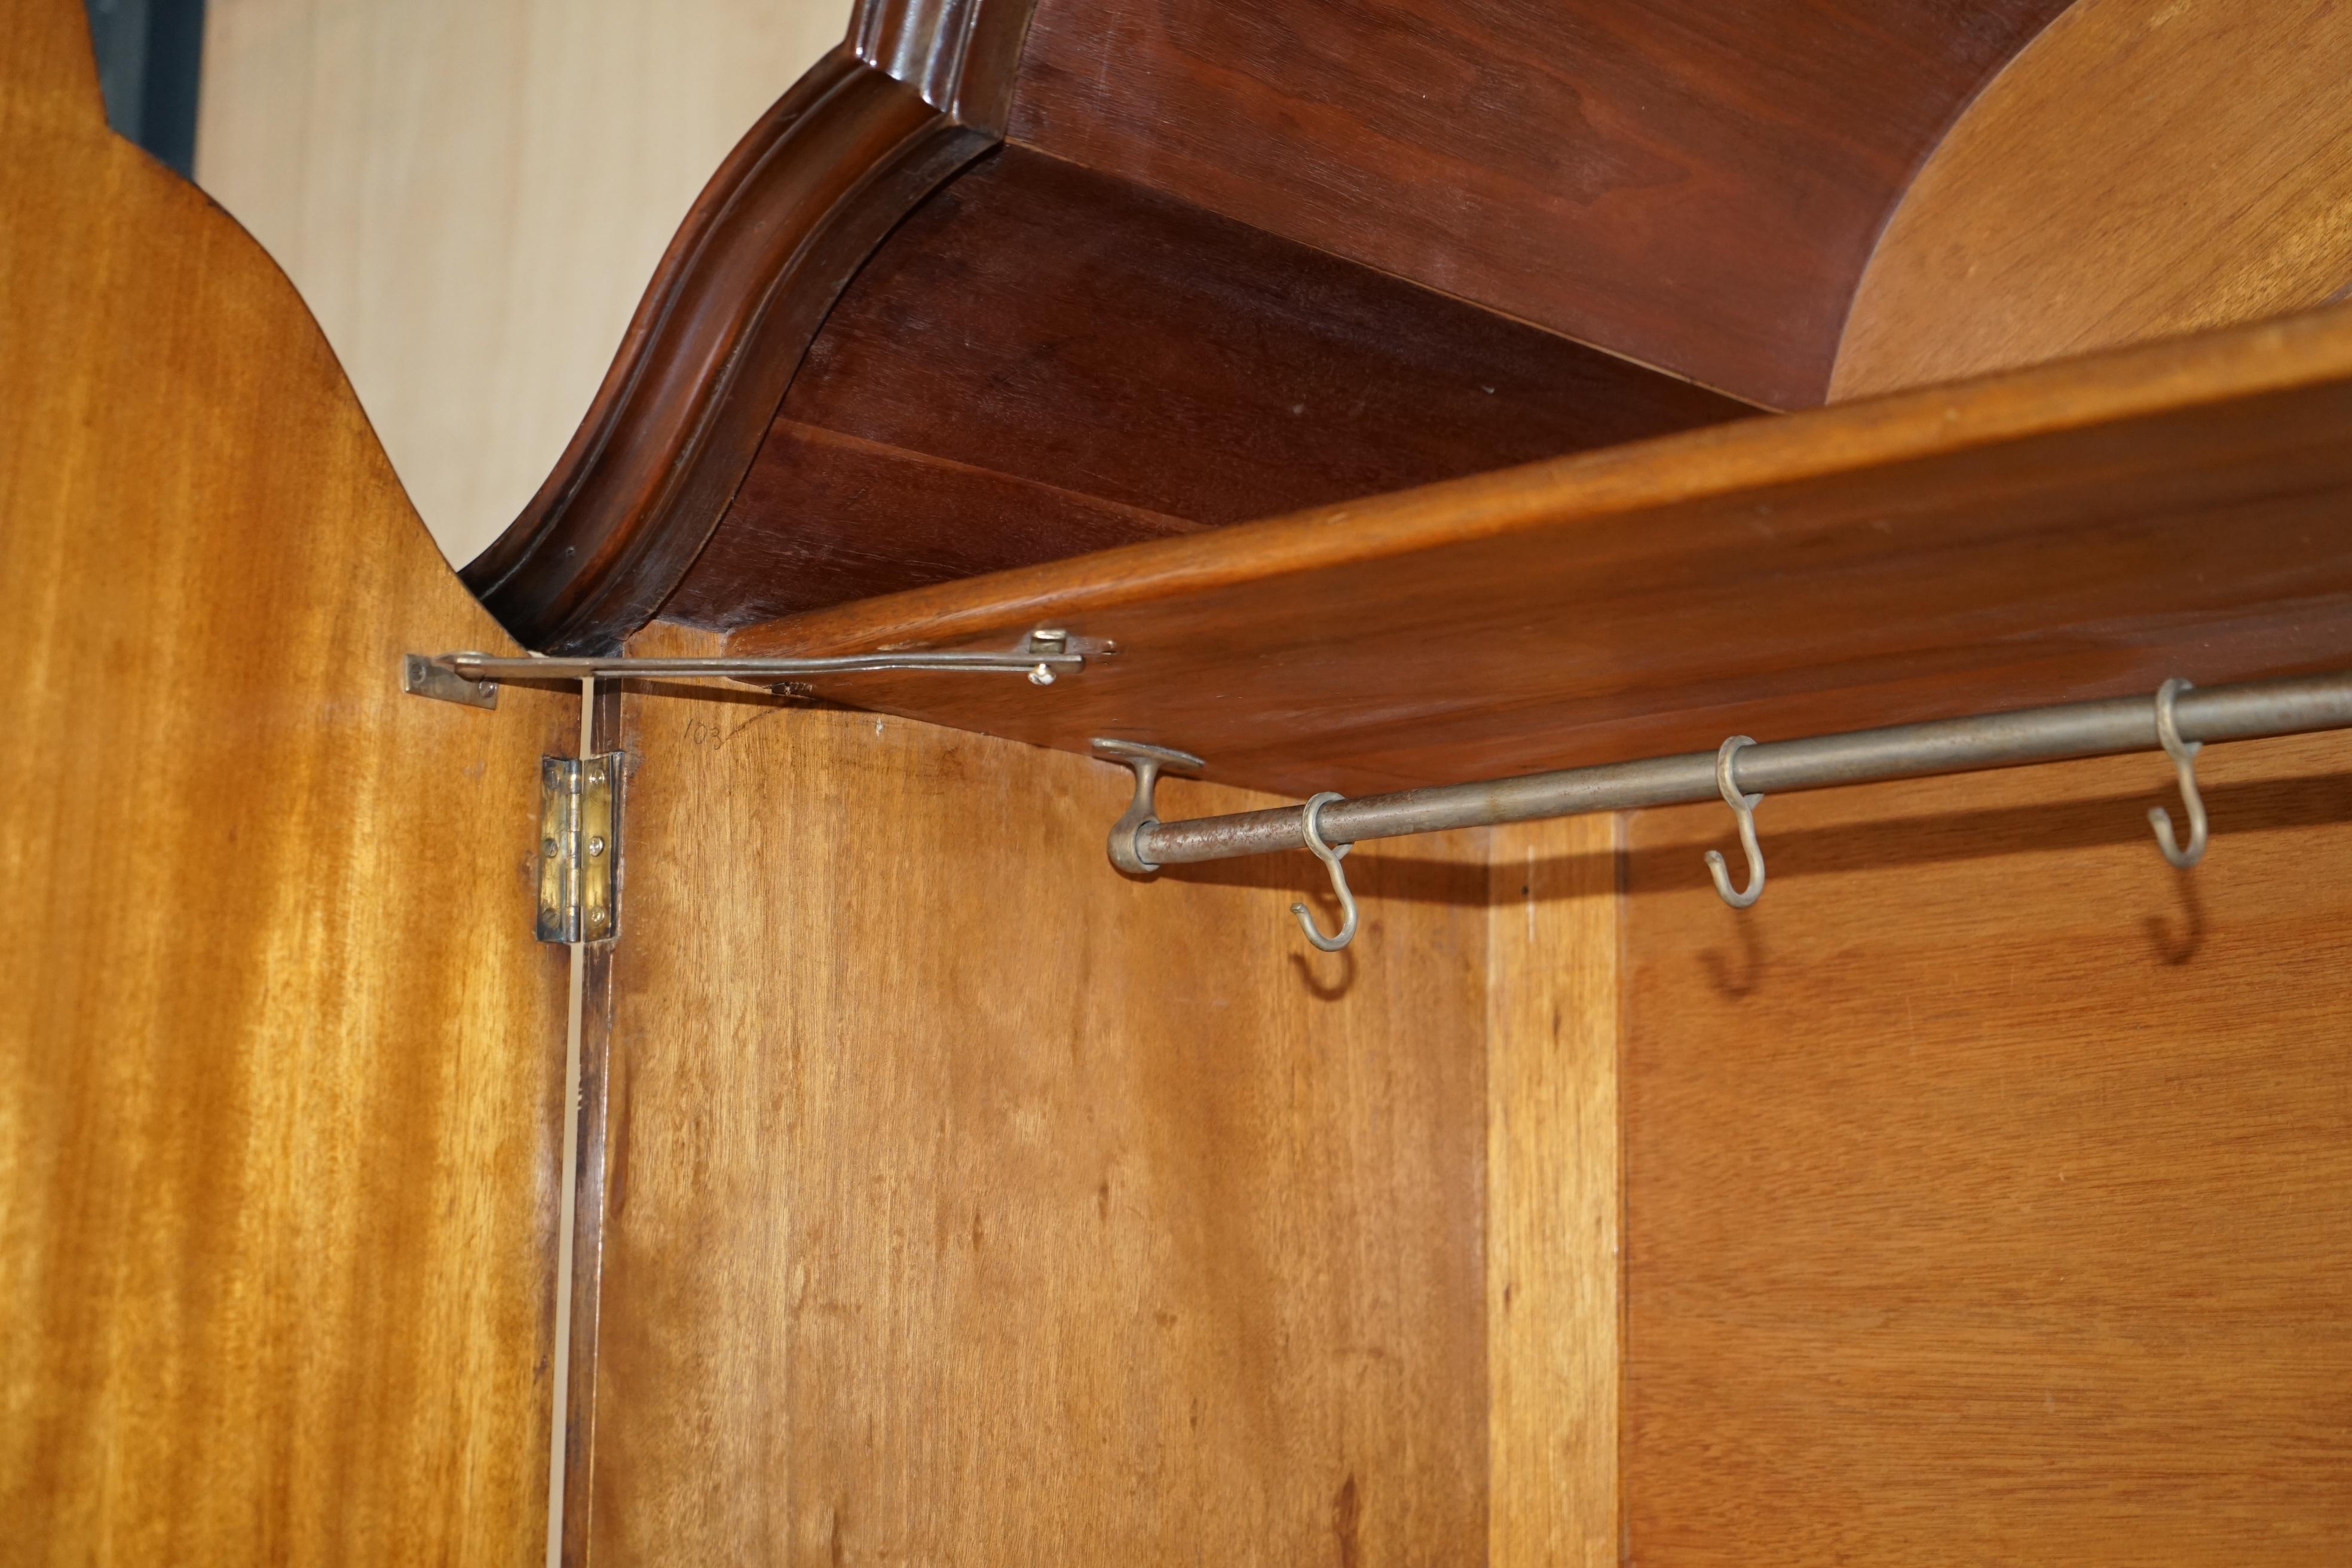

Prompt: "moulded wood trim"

[853,0,1035,130]
[461,0,1038,654]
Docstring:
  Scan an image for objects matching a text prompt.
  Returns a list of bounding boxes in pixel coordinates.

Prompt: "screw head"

[587,835,607,857]
[1028,663,1055,686]
[542,838,558,859]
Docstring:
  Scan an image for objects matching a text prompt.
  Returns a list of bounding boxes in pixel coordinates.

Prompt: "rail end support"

[1092,739,1206,876]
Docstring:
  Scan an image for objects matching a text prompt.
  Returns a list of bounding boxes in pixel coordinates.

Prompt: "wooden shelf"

[721,303,2352,800]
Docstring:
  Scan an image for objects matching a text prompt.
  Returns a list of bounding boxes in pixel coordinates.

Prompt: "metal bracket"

[1092,738,1206,875]
[405,628,1096,702]
[408,630,1093,942]
[538,753,620,943]
[403,652,498,709]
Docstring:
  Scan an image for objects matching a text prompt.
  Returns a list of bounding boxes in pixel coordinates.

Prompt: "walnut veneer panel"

[578,630,1487,1561]
[665,146,1750,628]
[1835,0,2352,399]
[1,2,571,1558]
[665,416,1208,630]
[728,305,2352,800]
[1621,730,2352,1563]
[1007,0,2074,406]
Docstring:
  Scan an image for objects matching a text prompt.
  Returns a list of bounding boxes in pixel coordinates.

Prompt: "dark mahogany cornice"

[462,0,1037,653]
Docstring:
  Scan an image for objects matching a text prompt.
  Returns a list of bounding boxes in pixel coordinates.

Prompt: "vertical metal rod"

[545,674,592,1568]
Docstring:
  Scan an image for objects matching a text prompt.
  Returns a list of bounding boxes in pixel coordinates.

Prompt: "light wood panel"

[574,628,1487,1562]
[1833,0,2352,399]
[195,0,847,564]
[1619,729,2352,1563]
[726,304,2352,799]
[1,1,573,1560]
[1487,815,1621,1568]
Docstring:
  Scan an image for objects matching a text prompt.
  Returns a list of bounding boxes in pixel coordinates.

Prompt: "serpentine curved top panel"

[470,0,2083,651]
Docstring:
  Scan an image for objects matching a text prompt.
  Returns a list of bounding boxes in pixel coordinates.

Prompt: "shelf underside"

[715,304,2352,800]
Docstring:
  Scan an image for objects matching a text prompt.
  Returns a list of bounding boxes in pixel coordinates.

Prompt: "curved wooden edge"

[8,0,575,1554]
[463,0,1037,654]
[727,302,2352,663]
[1831,0,2352,400]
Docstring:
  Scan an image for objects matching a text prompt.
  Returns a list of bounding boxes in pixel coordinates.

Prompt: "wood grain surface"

[663,146,1750,627]
[724,304,2352,800]
[572,629,1487,1563]
[662,415,1212,629]
[1619,728,2352,1563]
[1487,815,1621,1568]
[1,2,573,1559]
[1833,0,2352,400]
[1006,0,2072,407]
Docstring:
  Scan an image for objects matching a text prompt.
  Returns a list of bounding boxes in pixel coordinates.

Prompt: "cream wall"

[195,0,851,566]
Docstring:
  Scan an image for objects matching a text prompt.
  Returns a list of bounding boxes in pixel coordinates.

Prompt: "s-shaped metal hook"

[1293,791,1358,951]
[2150,677,2208,868]
[1705,735,1766,909]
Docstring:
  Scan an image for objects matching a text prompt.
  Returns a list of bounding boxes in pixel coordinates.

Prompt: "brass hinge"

[537,753,620,943]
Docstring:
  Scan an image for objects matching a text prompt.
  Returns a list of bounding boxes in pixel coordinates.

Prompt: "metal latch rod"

[437,646,1081,690]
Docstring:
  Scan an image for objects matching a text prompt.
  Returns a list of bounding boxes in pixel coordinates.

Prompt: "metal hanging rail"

[1095,669,2352,948]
